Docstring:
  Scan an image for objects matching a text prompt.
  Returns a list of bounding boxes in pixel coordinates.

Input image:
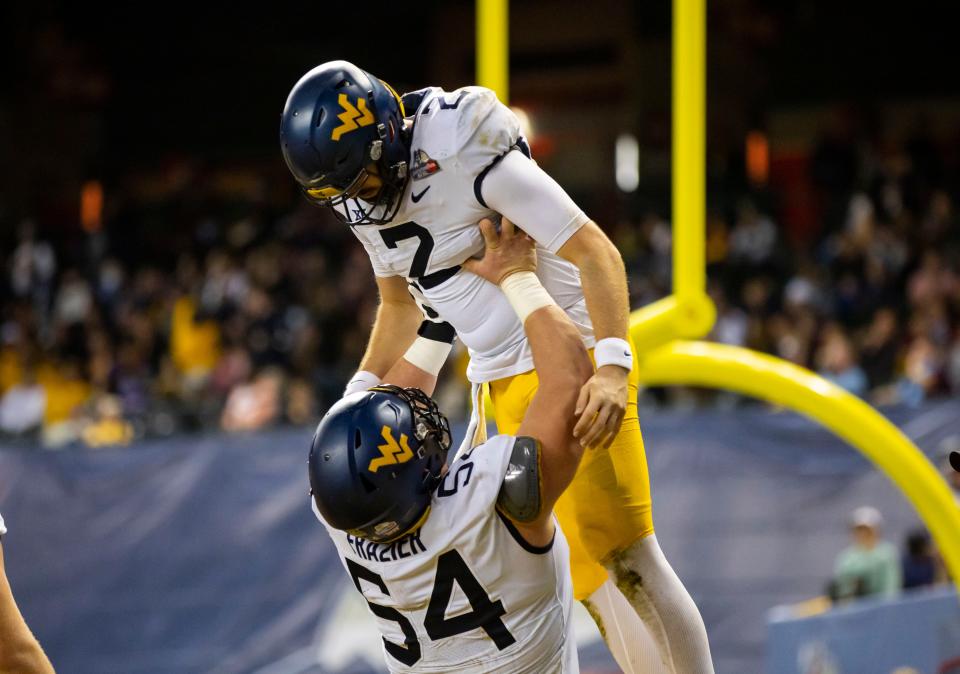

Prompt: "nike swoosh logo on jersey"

[411,186,431,203]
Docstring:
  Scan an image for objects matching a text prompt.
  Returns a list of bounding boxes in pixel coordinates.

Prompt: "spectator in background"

[816,325,868,397]
[111,341,152,421]
[80,394,134,448]
[728,198,778,272]
[907,250,957,309]
[782,259,824,315]
[220,368,284,433]
[830,506,901,601]
[8,221,56,338]
[860,308,899,389]
[39,358,91,447]
[901,530,937,591]
[0,364,45,436]
[51,269,92,329]
[285,377,316,426]
[896,336,942,406]
[708,284,748,347]
[170,293,220,389]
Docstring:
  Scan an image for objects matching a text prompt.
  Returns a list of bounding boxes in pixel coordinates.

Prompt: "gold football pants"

[488,348,655,600]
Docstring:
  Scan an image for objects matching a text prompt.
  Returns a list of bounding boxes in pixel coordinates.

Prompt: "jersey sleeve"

[453,87,522,177]
[457,434,517,510]
[480,150,590,254]
[0,511,6,536]
[451,87,589,254]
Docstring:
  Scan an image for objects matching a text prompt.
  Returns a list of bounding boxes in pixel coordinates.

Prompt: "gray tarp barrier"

[2,399,958,674]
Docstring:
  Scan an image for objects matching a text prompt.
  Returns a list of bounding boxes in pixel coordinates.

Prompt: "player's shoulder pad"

[412,87,521,169]
[452,87,521,167]
[496,436,542,523]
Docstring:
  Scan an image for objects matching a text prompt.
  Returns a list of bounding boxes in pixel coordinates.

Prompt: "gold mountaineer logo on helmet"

[331,93,375,141]
[368,425,414,473]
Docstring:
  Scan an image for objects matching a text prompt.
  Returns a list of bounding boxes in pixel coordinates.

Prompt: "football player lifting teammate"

[281,61,714,674]
[310,220,589,672]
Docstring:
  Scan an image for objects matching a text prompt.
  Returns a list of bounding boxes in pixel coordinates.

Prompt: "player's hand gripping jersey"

[314,435,578,674]
[349,87,594,383]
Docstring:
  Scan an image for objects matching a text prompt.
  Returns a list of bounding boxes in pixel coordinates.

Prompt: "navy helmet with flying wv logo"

[309,385,451,543]
[279,61,410,225]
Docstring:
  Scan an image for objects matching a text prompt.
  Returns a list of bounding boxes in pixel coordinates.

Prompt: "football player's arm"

[557,222,631,449]
[357,275,423,379]
[464,218,593,548]
[481,151,631,450]
[350,276,454,397]
[0,544,56,674]
[379,322,454,396]
[511,305,592,547]
[379,359,438,396]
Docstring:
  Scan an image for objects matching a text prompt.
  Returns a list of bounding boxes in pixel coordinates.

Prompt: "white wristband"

[403,337,453,376]
[500,271,557,323]
[344,370,382,396]
[594,337,633,372]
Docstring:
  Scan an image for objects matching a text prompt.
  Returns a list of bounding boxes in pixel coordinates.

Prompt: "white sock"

[583,578,671,674]
[604,534,715,674]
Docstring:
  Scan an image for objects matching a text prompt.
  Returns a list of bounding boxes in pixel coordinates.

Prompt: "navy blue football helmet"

[309,385,451,543]
[280,61,410,225]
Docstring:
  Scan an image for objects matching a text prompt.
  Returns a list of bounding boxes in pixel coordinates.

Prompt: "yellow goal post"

[476,0,960,588]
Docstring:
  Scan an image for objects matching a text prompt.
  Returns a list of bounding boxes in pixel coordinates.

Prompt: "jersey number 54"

[346,549,516,665]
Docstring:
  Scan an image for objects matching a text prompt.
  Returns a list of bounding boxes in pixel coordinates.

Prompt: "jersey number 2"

[346,550,516,666]
[380,222,433,278]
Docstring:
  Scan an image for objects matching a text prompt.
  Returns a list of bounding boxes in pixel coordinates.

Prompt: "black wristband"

[417,320,457,344]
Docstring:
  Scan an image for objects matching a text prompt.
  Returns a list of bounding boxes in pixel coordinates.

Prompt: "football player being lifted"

[310,220,592,672]
[281,61,714,674]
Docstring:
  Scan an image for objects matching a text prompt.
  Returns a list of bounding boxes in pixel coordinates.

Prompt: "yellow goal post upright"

[475,0,960,585]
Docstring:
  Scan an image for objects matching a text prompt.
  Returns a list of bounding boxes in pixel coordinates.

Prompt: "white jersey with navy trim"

[315,434,578,674]
[350,86,594,383]
[0,511,5,536]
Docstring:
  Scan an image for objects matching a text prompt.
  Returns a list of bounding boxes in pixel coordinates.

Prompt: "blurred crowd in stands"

[1,130,959,447]
[624,132,960,408]
[0,198,379,446]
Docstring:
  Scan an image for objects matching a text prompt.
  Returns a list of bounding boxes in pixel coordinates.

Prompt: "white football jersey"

[350,86,594,383]
[316,434,578,674]
[0,511,5,536]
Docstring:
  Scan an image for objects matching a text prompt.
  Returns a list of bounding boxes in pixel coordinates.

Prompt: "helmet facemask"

[302,87,409,226]
[371,384,452,490]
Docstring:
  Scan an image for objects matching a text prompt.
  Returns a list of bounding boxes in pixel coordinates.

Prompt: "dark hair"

[905,529,931,557]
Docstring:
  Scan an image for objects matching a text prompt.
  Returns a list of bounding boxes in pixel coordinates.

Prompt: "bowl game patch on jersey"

[410,149,442,181]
